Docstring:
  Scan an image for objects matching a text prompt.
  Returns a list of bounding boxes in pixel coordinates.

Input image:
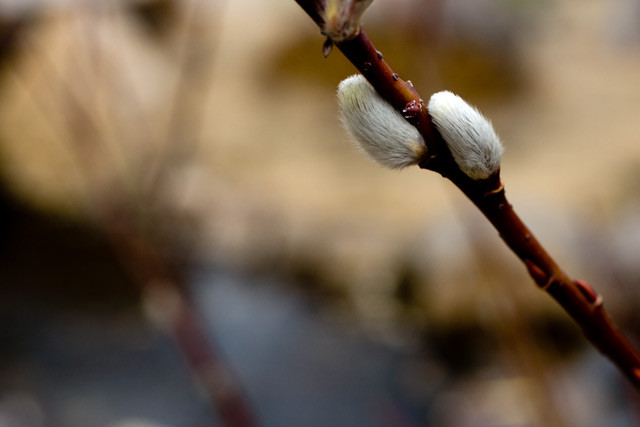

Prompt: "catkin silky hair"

[337,74,426,169]
[428,91,503,180]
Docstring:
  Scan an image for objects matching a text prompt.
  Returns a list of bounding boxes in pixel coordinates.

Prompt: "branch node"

[483,182,504,198]
[541,275,557,292]
[575,279,603,307]
[525,259,549,288]
[402,100,422,120]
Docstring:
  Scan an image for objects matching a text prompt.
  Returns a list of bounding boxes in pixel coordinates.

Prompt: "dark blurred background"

[1,0,640,425]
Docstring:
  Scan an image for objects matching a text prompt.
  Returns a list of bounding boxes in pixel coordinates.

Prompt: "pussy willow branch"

[294,0,640,390]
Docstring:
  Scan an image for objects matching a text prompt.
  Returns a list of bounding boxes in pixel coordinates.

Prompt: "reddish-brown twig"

[294,0,640,390]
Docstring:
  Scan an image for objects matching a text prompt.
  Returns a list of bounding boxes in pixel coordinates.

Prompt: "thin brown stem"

[15,15,259,422]
[294,0,640,391]
[103,203,260,427]
[452,171,640,390]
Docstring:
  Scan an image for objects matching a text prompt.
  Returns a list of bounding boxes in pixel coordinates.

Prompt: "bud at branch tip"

[322,0,373,43]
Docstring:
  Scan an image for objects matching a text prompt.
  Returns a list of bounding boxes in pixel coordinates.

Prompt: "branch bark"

[294,0,640,390]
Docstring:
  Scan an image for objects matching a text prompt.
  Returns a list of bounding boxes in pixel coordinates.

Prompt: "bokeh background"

[1,0,640,425]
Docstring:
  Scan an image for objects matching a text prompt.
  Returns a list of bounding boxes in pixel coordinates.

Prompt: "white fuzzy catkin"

[428,91,503,180]
[337,74,426,169]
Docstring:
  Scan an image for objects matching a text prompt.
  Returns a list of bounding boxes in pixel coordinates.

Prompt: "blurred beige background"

[1,0,640,425]
[3,0,639,317]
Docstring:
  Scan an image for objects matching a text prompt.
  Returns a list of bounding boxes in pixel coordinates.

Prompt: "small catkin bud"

[428,91,503,180]
[323,0,373,42]
[337,74,426,169]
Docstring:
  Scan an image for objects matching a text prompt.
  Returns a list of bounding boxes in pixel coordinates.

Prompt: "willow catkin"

[337,74,426,169]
